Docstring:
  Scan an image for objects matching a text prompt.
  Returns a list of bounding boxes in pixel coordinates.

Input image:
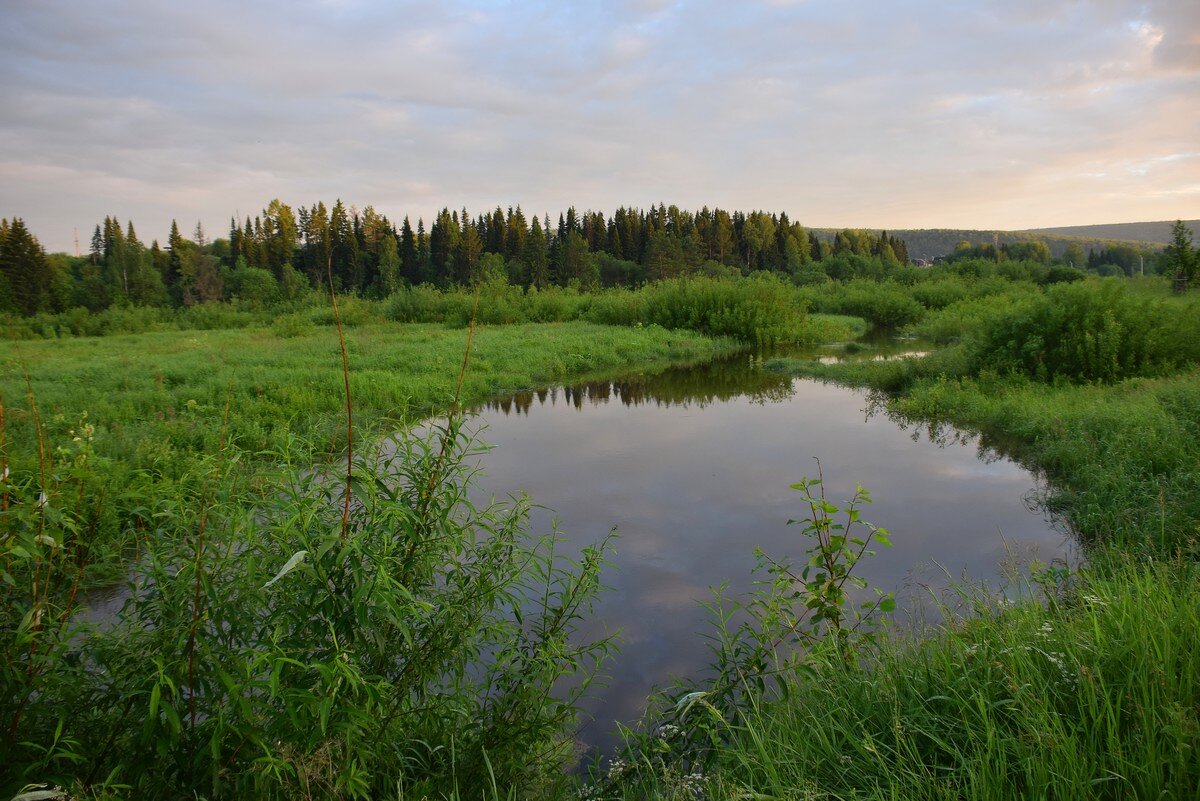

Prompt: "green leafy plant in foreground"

[589,469,894,799]
[2,419,617,800]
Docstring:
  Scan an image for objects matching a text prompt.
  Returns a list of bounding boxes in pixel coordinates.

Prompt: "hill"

[1021,220,1200,246]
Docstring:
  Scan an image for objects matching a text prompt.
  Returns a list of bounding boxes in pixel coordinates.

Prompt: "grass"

[689,556,1200,801]
[0,320,737,576]
[7,273,1200,799]
[796,312,869,344]
[1,320,734,455]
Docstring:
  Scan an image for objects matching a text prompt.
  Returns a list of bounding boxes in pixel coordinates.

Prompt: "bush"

[967,281,1198,382]
[1,425,615,798]
[826,280,926,328]
[640,275,807,346]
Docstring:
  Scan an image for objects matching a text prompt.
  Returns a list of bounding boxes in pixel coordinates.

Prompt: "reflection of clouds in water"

[468,357,1069,752]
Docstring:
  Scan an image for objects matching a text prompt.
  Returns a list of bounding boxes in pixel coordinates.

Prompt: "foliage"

[2,421,616,798]
[966,281,1200,383]
[804,279,926,328]
[684,557,1200,801]
[636,275,807,346]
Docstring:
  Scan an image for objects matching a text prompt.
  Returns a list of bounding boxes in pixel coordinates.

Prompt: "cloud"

[1,0,1197,251]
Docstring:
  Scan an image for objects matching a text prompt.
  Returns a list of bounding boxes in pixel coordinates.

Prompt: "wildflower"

[36,491,48,508]
[1081,594,1107,607]
[1,465,8,481]
[656,723,681,740]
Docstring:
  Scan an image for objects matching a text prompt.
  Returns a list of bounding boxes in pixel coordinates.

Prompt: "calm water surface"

[463,348,1070,752]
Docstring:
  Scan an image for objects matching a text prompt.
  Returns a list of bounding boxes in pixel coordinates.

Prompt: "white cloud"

[1,0,1197,250]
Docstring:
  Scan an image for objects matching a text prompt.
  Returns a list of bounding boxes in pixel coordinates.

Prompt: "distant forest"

[820,227,1169,262]
[0,201,1178,316]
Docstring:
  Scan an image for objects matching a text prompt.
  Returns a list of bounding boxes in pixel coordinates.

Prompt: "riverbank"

[0,321,739,574]
[617,282,1200,800]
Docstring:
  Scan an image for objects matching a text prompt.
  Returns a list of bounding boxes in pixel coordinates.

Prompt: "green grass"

[1,321,734,458]
[796,312,869,343]
[0,321,737,575]
[686,557,1200,801]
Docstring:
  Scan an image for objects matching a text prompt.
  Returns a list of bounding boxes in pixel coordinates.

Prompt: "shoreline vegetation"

[3,210,1200,798]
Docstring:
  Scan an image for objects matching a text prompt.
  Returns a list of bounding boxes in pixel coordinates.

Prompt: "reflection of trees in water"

[481,356,795,416]
[862,389,1066,535]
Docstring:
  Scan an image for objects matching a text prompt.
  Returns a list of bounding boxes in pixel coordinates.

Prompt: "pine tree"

[0,218,52,315]
[166,220,186,305]
[525,216,549,290]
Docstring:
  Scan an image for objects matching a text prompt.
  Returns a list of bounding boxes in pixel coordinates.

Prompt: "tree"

[1062,242,1085,269]
[1165,220,1195,292]
[167,220,186,304]
[263,199,298,280]
[525,216,549,290]
[0,218,52,315]
[376,234,401,297]
[556,230,597,288]
[178,222,223,306]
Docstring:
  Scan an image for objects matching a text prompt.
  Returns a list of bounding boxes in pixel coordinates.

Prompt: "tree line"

[3,205,1194,317]
[0,201,914,315]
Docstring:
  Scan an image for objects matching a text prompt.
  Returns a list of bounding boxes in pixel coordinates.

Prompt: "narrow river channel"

[462,346,1072,755]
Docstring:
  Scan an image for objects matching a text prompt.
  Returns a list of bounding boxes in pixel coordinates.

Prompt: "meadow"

[3,267,1200,799]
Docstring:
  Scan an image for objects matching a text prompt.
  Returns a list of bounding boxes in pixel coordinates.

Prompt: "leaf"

[262,550,309,590]
[11,789,68,801]
[880,597,896,613]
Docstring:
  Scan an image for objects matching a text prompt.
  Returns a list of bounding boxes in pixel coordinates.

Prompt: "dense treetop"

[0,202,1191,316]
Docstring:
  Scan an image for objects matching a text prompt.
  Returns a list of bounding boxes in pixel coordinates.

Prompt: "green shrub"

[828,280,925,328]
[640,275,807,346]
[1,425,615,798]
[968,281,1197,383]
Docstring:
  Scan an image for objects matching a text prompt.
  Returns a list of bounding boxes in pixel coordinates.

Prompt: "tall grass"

[692,556,1199,801]
[1,422,619,798]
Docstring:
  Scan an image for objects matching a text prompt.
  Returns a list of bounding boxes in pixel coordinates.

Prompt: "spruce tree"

[0,218,52,315]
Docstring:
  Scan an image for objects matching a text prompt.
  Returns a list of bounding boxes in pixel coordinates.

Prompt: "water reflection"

[483,354,796,416]
[463,349,1071,755]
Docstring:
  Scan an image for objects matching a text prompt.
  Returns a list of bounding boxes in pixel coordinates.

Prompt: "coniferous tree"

[416,218,431,284]
[376,233,401,297]
[399,216,418,284]
[166,220,187,305]
[525,216,549,290]
[0,218,52,315]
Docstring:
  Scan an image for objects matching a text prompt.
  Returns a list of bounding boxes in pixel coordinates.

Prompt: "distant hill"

[1020,220,1200,246]
[807,223,1188,261]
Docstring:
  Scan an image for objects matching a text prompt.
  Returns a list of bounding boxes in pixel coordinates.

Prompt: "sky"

[2,0,1199,253]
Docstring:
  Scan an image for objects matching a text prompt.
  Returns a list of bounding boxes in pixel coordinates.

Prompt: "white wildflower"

[36,491,48,508]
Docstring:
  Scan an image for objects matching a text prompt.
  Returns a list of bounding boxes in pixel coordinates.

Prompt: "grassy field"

[0,320,737,582]
[6,273,1200,799]
[1,320,735,459]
